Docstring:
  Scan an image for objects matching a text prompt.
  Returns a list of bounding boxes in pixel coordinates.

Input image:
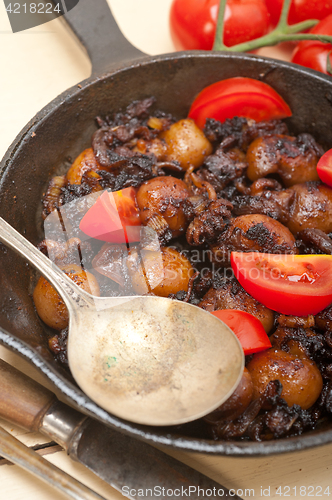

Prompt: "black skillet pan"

[2,0,332,456]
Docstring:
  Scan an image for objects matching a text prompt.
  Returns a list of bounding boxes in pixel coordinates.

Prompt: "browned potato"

[127,246,193,297]
[136,176,191,237]
[210,213,297,263]
[33,264,100,330]
[204,368,253,422]
[279,182,332,234]
[160,119,213,170]
[247,348,323,410]
[247,135,321,187]
[66,148,101,185]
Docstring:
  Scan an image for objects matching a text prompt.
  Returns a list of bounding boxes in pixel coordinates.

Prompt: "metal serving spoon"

[0,217,244,426]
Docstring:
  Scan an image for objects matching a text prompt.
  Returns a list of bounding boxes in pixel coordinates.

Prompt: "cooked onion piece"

[42,175,66,220]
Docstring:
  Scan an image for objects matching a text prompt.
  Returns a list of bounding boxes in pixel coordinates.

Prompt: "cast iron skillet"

[2,0,332,456]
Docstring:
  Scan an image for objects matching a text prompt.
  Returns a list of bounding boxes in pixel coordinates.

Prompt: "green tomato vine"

[213,0,332,53]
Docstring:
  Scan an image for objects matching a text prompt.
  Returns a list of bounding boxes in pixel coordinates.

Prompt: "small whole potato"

[160,119,213,170]
[280,182,332,235]
[128,246,194,297]
[136,176,191,237]
[204,368,253,422]
[246,135,320,187]
[210,213,297,261]
[247,348,323,410]
[33,264,100,330]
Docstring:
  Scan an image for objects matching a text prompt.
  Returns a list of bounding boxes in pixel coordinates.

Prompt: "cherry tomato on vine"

[80,187,141,244]
[169,0,270,51]
[317,148,332,187]
[188,77,292,129]
[291,15,332,74]
[266,0,332,28]
[211,309,271,355]
[231,252,332,316]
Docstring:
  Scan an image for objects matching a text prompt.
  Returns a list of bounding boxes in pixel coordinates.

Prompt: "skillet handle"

[60,0,146,75]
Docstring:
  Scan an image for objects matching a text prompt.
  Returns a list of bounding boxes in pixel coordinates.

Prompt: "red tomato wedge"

[79,187,141,244]
[317,148,332,187]
[231,252,332,316]
[211,309,271,355]
[188,77,292,129]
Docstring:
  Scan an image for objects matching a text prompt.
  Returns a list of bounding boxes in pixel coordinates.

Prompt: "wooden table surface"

[1,1,332,499]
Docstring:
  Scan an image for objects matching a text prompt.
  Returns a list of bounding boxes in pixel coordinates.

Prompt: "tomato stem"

[327,50,332,76]
[276,0,292,31]
[284,20,319,34]
[225,32,332,53]
[212,0,331,53]
[213,0,228,51]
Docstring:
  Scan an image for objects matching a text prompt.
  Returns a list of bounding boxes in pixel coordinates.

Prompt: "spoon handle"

[0,217,92,312]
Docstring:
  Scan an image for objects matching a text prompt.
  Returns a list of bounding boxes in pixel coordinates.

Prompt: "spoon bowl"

[0,217,244,426]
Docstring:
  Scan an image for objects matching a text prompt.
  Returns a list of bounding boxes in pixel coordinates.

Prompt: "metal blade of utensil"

[0,358,242,500]
[0,424,107,500]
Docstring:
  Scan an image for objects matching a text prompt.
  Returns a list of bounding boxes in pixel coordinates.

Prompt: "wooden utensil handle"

[0,359,56,431]
[0,426,107,500]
